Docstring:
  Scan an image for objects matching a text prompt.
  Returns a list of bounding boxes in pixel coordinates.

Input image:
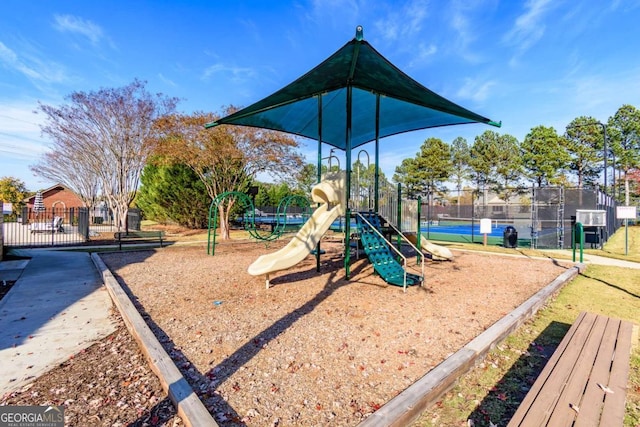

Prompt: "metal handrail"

[377,213,425,282]
[355,212,424,292]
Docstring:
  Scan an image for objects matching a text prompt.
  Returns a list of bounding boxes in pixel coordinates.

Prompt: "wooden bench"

[508,311,635,426]
[114,230,165,250]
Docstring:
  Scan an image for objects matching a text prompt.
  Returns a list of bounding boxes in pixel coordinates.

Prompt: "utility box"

[575,210,606,227]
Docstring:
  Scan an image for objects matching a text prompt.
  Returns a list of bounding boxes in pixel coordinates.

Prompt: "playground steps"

[356,212,422,287]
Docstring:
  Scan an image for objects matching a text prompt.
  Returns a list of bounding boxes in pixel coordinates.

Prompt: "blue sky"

[1,0,639,192]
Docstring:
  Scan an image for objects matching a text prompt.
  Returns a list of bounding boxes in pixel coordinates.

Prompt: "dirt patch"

[95,240,571,426]
[1,313,181,426]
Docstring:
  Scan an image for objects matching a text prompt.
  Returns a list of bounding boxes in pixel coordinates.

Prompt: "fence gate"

[2,207,118,248]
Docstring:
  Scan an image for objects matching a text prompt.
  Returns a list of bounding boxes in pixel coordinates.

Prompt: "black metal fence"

[2,207,142,248]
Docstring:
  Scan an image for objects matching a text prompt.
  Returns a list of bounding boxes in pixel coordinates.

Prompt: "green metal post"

[374,94,380,213]
[208,198,220,256]
[417,196,422,263]
[397,183,402,251]
[573,222,584,263]
[344,86,353,279]
[316,94,323,272]
[207,202,215,255]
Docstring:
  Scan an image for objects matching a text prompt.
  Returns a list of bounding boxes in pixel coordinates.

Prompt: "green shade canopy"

[206,26,500,150]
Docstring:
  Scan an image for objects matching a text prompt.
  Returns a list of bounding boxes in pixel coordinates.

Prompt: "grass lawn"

[413,225,640,427]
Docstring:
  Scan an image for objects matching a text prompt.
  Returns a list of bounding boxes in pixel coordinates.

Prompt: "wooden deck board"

[549,314,608,426]
[574,317,620,427]
[508,312,633,427]
[599,320,633,425]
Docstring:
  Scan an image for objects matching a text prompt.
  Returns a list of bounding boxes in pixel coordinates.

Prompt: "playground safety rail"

[355,212,425,292]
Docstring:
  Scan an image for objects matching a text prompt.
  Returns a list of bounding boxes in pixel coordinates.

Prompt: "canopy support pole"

[344,86,353,279]
[375,94,380,212]
[316,94,323,272]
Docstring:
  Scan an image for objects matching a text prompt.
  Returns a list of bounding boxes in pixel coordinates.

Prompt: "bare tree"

[31,149,101,216]
[37,79,178,230]
[153,109,303,239]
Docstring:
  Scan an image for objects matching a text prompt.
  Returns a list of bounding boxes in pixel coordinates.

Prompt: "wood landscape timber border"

[92,249,583,427]
[358,262,586,427]
[91,253,218,427]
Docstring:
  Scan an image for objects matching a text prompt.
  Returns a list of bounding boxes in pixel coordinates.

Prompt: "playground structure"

[244,170,453,289]
[355,210,424,291]
[207,191,311,255]
[206,26,500,286]
[247,172,345,288]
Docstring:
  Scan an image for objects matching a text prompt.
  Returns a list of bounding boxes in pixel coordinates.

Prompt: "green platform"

[356,212,422,288]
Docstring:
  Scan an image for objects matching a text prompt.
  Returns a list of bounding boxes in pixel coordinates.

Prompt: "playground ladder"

[355,211,422,292]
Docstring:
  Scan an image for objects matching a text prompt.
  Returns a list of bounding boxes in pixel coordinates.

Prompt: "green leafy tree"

[607,104,640,205]
[136,162,210,229]
[251,181,302,210]
[352,159,377,209]
[393,157,417,197]
[394,138,452,199]
[413,137,453,196]
[296,163,318,196]
[0,176,28,219]
[564,117,604,188]
[469,130,500,208]
[450,137,471,188]
[253,184,271,209]
[450,137,471,214]
[153,109,303,239]
[521,125,570,187]
[493,133,523,203]
[469,131,499,190]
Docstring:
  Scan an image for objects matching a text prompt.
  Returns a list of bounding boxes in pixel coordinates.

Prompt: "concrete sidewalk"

[549,250,640,269]
[0,250,116,395]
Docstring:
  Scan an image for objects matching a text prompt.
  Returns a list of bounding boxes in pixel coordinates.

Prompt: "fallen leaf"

[597,383,614,394]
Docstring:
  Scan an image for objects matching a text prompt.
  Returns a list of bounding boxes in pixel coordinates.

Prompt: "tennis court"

[420,217,534,246]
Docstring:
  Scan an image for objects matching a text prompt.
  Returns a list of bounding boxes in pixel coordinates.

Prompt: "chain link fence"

[414,186,621,249]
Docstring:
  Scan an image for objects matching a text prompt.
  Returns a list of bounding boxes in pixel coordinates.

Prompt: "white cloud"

[456,77,496,103]
[447,0,492,63]
[0,41,67,85]
[158,73,177,87]
[449,2,475,47]
[0,100,50,162]
[503,0,554,56]
[374,0,430,43]
[202,63,256,83]
[610,0,640,11]
[53,14,104,45]
[407,43,437,68]
[567,69,640,120]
